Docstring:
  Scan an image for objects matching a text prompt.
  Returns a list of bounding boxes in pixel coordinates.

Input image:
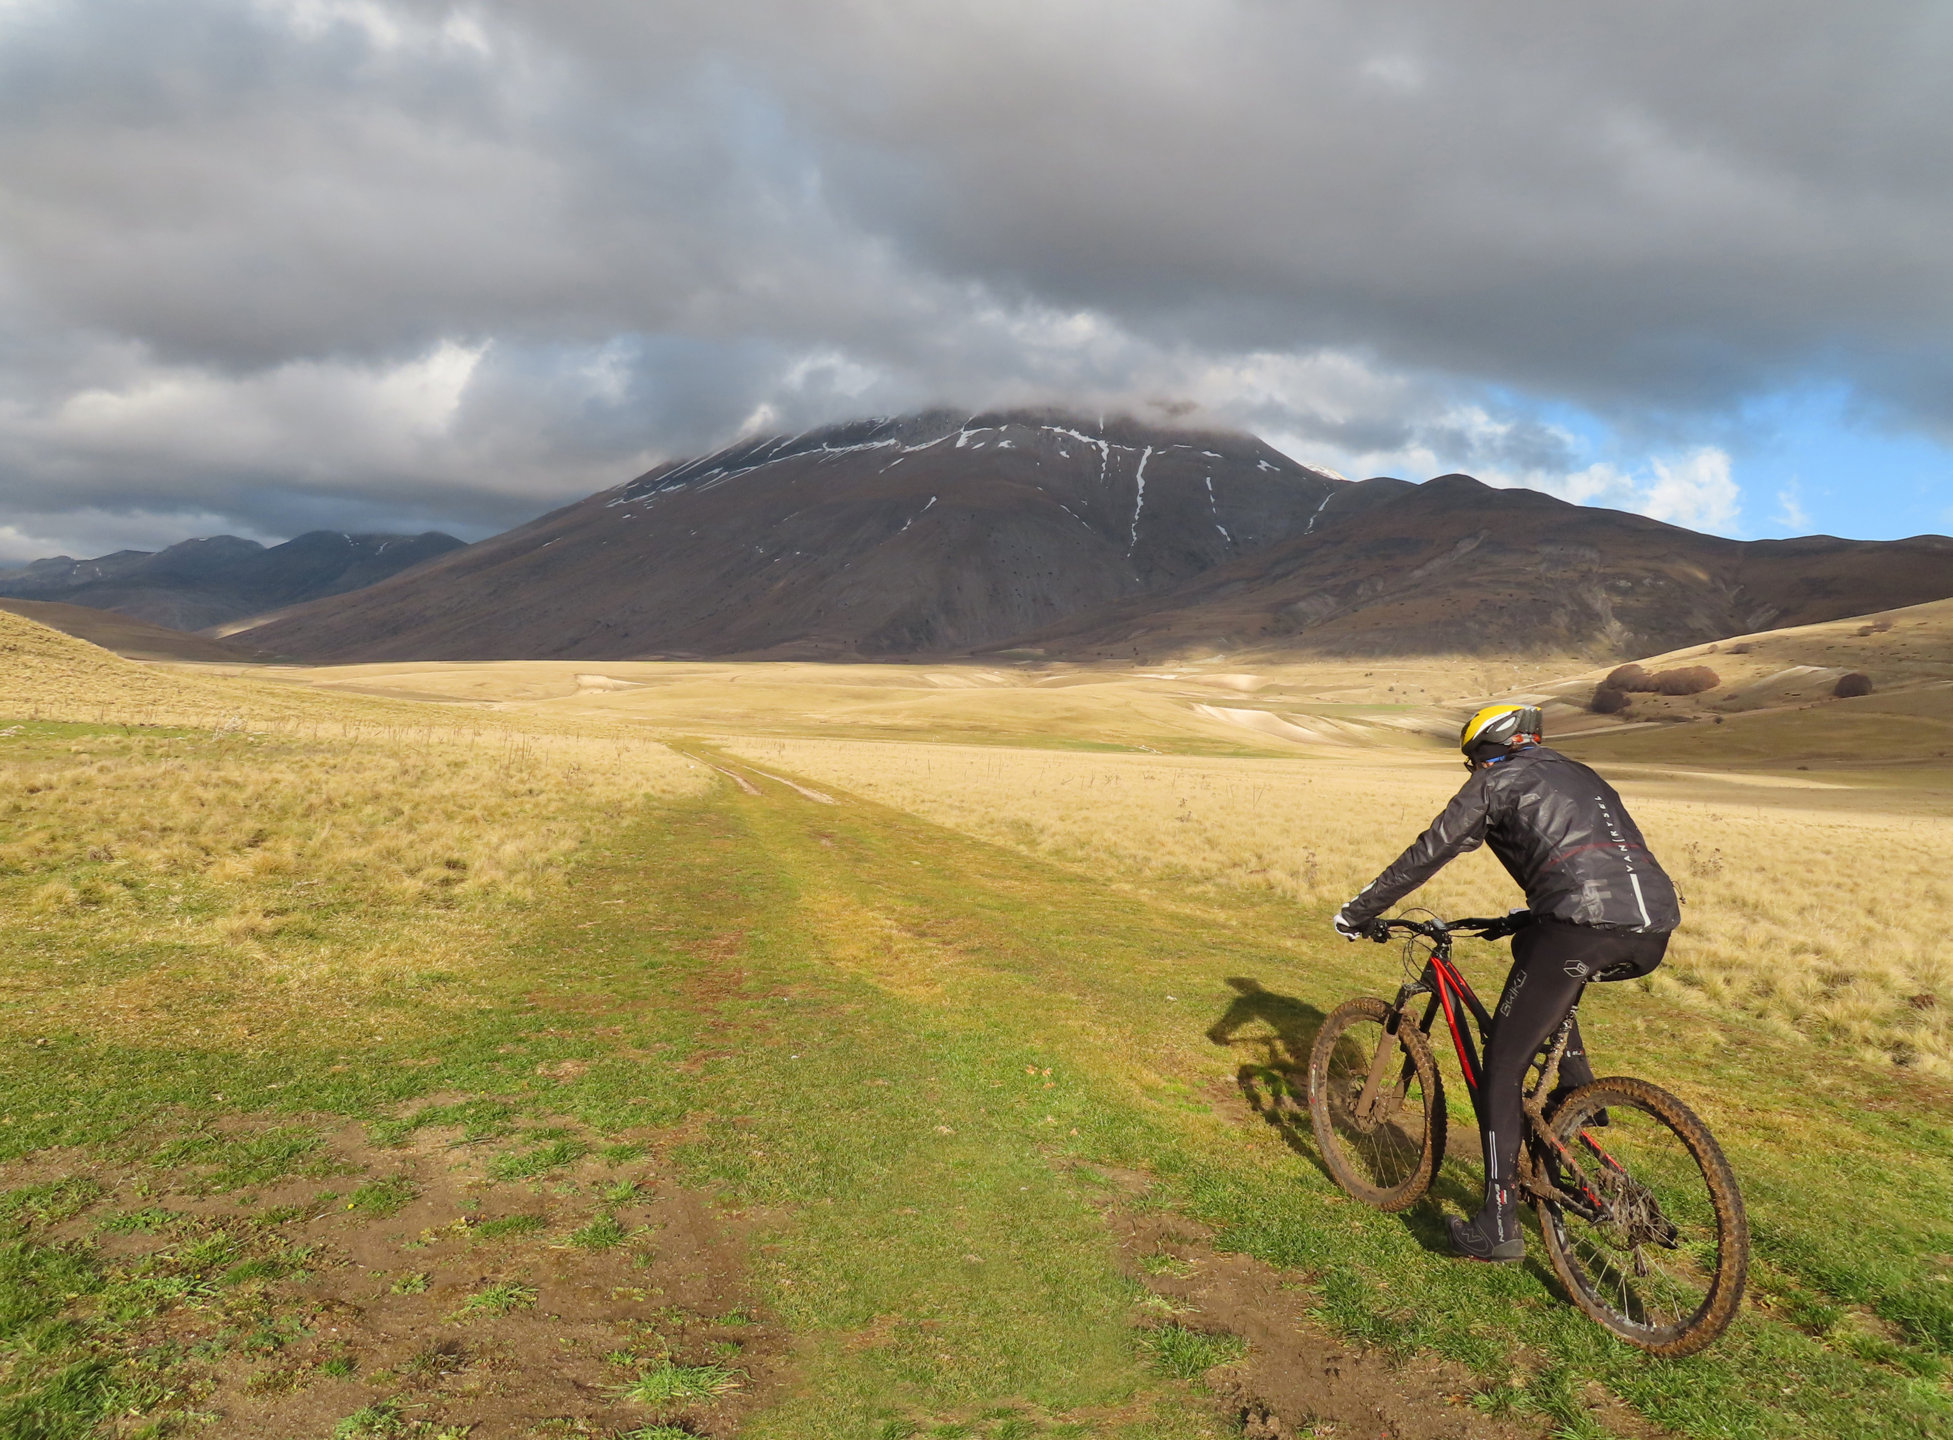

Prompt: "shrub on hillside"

[1653,665,1720,696]
[1605,663,1719,696]
[1590,686,1632,715]
[1834,671,1874,698]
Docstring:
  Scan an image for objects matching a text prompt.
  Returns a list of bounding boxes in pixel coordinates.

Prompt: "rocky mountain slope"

[237,410,1342,661]
[0,530,464,632]
[1012,473,1953,661]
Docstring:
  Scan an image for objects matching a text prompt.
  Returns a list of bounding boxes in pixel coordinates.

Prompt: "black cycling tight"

[1477,919,1668,1193]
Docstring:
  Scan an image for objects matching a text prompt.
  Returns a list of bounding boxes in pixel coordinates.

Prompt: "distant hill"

[1011,473,1953,661]
[0,530,465,632]
[0,598,270,663]
[236,410,1342,661]
[230,412,1953,663]
[1541,594,1953,769]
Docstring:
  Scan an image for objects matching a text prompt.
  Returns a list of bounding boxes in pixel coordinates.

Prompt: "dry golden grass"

[12,601,1948,1070]
[725,736,1953,1072]
[260,651,1574,752]
[2,608,373,726]
[0,612,706,1049]
[1519,595,1953,748]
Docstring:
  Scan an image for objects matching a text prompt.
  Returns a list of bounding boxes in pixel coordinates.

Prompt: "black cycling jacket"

[1343,745,1679,934]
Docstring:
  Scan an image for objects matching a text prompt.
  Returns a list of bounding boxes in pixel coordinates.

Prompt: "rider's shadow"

[1205,978,1332,1177]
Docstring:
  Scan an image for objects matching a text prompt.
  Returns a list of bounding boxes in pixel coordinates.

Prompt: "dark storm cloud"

[0,0,1946,558]
[739,0,1953,413]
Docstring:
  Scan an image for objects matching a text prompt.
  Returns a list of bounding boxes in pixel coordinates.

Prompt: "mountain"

[0,598,271,664]
[1010,473,1953,660]
[235,410,1342,661]
[0,530,465,632]
[232,411,1953,664]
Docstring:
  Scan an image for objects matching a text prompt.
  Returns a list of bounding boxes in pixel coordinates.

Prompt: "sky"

[1,0,1949,562]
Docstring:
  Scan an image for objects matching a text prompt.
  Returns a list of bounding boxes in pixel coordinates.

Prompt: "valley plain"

[3,604,1950,1439]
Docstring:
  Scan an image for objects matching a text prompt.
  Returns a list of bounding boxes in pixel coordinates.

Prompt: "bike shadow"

[1206,977,1336,1184]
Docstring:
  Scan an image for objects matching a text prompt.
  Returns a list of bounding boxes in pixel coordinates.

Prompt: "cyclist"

[1332,703,1678,1262]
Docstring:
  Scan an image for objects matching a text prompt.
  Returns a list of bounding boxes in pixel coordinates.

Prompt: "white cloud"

[1774,485,1812,533]
[1642,448,1740,531]
[1360,54,1427,93]
[26,341,486,480]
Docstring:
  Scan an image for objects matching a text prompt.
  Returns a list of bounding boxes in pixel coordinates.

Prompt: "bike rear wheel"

[1307,997,1445,1211]
[1532,1076,1748,1356]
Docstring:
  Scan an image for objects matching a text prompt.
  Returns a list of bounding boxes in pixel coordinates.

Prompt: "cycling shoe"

[1449,1213,1525,1262]
[1450,1187,1525,1263]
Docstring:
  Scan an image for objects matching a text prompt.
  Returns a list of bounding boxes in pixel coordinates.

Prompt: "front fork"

[1348,990,1435,1129]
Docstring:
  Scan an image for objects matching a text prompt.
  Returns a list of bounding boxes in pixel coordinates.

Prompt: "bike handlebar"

[1366,911,1532,943]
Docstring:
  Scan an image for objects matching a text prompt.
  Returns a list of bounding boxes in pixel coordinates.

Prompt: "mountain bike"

[1306,912,1748,1356]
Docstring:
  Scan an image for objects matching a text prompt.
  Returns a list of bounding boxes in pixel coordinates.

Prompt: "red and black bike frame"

[1391,938,1497,1119]
[1387,919,1621,1222]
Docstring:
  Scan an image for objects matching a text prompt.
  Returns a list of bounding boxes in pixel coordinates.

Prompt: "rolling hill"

[0,529,465,632]
[0,597,270,663]
[232,412,1953,663]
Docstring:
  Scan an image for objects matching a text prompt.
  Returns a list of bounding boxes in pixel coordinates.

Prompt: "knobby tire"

[1307,997,1445,1212]
[1532,1076,1749,1357]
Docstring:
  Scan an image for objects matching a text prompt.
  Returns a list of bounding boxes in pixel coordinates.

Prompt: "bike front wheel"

[1307,997,1445,1211]
[1532,1076,1748,1357]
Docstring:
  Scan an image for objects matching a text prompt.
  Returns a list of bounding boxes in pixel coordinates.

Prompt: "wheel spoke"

[1537,1081,1744,1354]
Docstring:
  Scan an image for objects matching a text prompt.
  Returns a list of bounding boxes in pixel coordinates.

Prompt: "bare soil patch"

[1104,1199,1541,1440]
[3,1112,785,1438]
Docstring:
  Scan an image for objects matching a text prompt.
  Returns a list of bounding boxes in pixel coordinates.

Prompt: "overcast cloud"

[1,0,1948,560]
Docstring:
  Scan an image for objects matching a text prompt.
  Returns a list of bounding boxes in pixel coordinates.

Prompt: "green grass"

[618,1358,743,1404]
[449,1281,537,1321]
[1140,1324,1247,1381]
[489,1136,588,1179]
[0,1178,105,1228]
[346,1175,419,1217]
[95,1207,174,1235]
[334,1398,405,1437]
[2,757,1950,1438]
[569,1213,629,1250]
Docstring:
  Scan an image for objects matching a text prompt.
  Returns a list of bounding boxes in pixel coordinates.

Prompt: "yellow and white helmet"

[1459,703,1544,768]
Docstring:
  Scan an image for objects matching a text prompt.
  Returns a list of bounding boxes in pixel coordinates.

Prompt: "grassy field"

[3,610,1951,1438]
[714,737,1953,1073]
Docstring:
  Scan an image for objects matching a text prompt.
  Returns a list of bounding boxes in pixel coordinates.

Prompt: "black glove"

[1492,907,1534,940]
[1334,910,1388,943]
